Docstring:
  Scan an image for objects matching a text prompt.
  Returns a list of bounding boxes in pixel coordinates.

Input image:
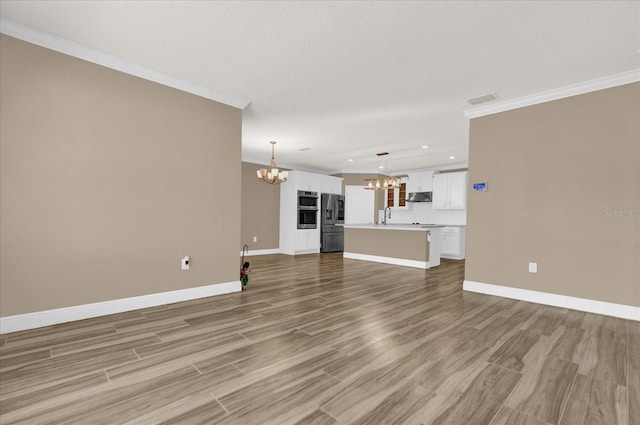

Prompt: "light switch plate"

[529,262,537,273]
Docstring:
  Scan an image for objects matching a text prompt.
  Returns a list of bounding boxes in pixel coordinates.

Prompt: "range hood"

[406,192,432,202]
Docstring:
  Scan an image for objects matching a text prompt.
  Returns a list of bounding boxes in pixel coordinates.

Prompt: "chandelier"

[364,176,402,190]
[257,141,288,184]
[364,152,404,190]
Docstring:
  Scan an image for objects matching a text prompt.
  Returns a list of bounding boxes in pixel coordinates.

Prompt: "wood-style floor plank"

[559,373,627,425]
[0,254,634,424]
[547,326,588,364]
[490,406,550,425]
[293,409,337,425]
[505,356,578,424]
[125,393,227,425]
[487,330,543,372]
[628,320,639,425]
[579,315,627,386]
[629,366,639,425]
[349,382,435,425]
[429,362,522,425]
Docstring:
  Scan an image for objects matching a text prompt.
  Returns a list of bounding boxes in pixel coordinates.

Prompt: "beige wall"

[241,161,281,250]
[466,82,640,307]
[0,35,242,316]
[345,228,429,262]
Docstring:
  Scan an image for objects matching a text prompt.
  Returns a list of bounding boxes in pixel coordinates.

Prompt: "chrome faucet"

[383,206,391,225]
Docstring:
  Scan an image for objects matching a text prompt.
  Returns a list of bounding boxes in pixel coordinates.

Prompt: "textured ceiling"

[1,1,639,173]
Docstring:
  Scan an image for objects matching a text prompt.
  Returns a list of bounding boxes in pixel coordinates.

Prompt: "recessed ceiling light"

[347,158,354,162]
[421,145,429,149]
[449,156,456,159]
[379,165,384,169]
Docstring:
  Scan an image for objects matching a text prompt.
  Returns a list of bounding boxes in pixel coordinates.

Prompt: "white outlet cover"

[528,262,537,273]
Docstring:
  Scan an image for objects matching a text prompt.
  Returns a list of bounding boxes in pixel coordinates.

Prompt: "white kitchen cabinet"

[406,171,434,193]
[293,171,320,192]
[432,171,467,209]
[286,171,342,194]
[345,185,375,224]
[296,229,320,253]
[385,180,407,209]
[320,175,343,195]
[280,170,342,255]
[427,227,441,267]
[441,226,466,259]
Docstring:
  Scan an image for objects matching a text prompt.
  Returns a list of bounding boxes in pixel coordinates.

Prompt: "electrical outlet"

[528,262,537,273]
[181,256,190,270]
[253,236,257,243]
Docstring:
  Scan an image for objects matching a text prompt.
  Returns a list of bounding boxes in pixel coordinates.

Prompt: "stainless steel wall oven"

[297,191,318,209]
[297,191,318,229]
[298,209,317,229]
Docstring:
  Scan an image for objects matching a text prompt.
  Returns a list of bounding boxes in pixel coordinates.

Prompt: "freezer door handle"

[326,209,333,220]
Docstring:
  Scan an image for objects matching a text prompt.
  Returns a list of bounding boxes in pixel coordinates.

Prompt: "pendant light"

[364,152,402,190]
[257,141,288,184]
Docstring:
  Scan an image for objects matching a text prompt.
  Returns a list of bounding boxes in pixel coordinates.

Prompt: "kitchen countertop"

[342,224,445,231]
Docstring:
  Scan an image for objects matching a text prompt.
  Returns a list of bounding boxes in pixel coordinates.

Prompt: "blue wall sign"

[473,182,487,191]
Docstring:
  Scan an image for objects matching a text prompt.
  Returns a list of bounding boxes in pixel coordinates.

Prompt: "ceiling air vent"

[467,93,499,106]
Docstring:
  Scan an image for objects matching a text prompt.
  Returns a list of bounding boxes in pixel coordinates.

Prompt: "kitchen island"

[342,224,443,269]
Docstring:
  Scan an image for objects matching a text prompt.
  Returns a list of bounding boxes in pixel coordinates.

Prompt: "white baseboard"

[463,280,640,322]
[280,249,321,256]
[0,280,241,335]
[344,252,430,269]
[295,248,321,255]
[240,248,280,256]
[441,254,465,260]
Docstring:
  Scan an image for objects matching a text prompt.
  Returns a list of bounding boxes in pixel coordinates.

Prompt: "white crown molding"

[463,69,640,119]
[0,17,250,109]
[0,280,241,334]
[463,280,640,321]
[241,157,272,167]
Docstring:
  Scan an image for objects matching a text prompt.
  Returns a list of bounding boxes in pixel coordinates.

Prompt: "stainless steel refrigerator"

[320,193,345,252]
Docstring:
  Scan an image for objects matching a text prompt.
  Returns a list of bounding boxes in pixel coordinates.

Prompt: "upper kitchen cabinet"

[432,171,467,209]
[287,170,342,194]
[385,180,407,209]
[406,171,434,193]
[289,170,320,192]
[320,175,343,195]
